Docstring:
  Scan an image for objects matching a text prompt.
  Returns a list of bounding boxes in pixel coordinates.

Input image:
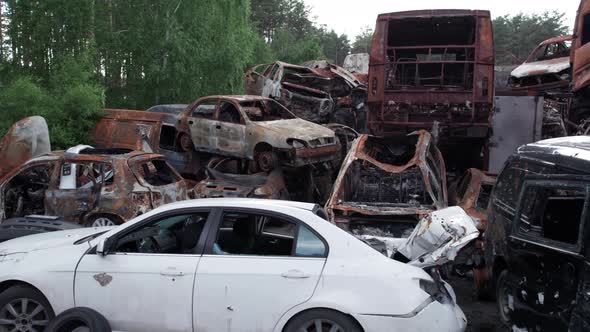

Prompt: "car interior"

[4,164,55,219]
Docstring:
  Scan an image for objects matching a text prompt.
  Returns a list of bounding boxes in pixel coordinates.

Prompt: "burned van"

[485,136,590,331]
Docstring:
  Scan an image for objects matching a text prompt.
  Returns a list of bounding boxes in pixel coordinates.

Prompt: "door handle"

[281,269,310,279]
[160,271,184,277]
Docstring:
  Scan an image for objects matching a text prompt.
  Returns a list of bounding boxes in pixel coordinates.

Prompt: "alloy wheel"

[92,217,116,227]
[300,318,345,332]
[0,298,50,332]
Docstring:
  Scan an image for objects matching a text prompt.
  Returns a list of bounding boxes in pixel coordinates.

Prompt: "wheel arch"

[275,304,365,332]
[0,279,51,307]
[253,141,274,156]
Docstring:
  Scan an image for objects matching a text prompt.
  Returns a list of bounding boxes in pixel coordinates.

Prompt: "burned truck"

[245,61,367,130]
[325,130,447,243]
[367,10,494,170]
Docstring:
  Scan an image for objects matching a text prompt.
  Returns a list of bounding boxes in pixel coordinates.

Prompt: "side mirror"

[96,238,112,256]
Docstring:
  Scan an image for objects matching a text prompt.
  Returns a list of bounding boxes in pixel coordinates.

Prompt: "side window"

[475,183,494,209]
[60,162,113,190]
[582,13,590,46]
[218,102,242,124]
[517,184,586,246]
[213,212,296,256]
[295,224,327,257]
[133,159,180,186]
[114,212,209,254]
[191,100,217,119]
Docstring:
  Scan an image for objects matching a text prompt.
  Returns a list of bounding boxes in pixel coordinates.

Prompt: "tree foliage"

[351,26,373,54]
[493,11,570,65]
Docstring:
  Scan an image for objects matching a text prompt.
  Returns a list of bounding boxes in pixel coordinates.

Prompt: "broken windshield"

[240,100,296,122]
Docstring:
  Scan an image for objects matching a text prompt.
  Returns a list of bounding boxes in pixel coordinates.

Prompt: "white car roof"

[152,198,319,213]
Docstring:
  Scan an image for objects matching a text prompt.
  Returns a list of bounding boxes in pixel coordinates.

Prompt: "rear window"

[387,16,476,46]
[134,159,180,186]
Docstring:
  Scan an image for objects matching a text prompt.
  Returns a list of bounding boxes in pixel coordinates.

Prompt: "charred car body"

[509,36,572,92]
[325,130,447,240]
[485,136,590,331]
[367,10,494,169]
[0,145,188,227]
[245,61,367,130]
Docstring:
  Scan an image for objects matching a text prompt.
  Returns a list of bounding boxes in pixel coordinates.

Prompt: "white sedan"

[0,198,467,332]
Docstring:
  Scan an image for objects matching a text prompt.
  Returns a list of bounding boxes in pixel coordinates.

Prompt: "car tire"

[255,150,279,172]
[0,285,55,332]
[46,307,111,332]
[284,309,362,332]
[496,269,514,326]
[85,215,119,228]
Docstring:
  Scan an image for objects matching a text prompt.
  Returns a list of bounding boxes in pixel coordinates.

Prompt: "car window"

[59,162,113,190]
[517,184,586,246]
[494,160,552,210]
[217,102,242,124]
[240,100,296,122]
[295,224,327,257]
[133,159,180,186]
[191,100,217,119]
[114,212,209,254]
[213,212,296,256]
[476,183,493,209]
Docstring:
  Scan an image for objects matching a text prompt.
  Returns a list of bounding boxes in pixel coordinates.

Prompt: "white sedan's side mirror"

[96,238,108,256]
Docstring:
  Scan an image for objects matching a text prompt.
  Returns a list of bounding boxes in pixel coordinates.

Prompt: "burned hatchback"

[485,136,590,331]
[325,130,447,242]
[0,146,188,227]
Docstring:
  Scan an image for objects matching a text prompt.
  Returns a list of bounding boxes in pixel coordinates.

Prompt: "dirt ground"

[447,275,509,332]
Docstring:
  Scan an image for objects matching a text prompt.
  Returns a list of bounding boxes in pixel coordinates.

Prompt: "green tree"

[493,11,570,65]
[351,26,373,54]
[317,27,350,65]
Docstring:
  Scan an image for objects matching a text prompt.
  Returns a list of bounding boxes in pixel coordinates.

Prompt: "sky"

[303,0,581,41]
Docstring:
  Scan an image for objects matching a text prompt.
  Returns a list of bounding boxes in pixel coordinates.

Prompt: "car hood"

[252,119,335,141]
[510,57,570,78]
[0,227,113,255]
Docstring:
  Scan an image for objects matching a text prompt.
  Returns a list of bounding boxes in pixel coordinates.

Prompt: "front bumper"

[353,299,467,332]
[279,144,340,167]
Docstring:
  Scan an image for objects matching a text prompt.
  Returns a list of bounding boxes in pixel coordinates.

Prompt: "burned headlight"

[287,139,306,149]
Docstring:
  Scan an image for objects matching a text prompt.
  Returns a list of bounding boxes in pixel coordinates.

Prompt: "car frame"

[0,198,466,332]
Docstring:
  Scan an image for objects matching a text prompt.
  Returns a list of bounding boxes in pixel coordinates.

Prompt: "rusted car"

[509,36,572,92]
[367,10,494,169]
[0,145,188,227]
[485,136,590,330]
[325,130,447,239]
[176,95,340,172]
[245,61,367,129]
[0,116,51,179]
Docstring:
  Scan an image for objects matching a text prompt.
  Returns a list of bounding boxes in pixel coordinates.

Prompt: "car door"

[570,254,590,331]
[211,101,247,157]
[194,208,327,331]
[74,209,214,332]
[507,178,588,328]
[187,99,218,152]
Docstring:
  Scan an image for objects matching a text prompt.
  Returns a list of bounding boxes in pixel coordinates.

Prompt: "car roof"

[517,136,590,173]
[152,198,319,213]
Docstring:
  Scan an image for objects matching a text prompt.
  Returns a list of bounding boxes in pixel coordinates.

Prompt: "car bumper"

[280,145,340,167]
[353,300,467,332]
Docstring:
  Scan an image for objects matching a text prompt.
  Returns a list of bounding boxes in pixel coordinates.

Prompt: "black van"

[484,136,590,331]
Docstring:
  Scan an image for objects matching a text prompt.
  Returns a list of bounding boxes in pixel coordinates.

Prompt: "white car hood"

[510,57,570,78]
[253,119,335,141]
[0,227,112,255]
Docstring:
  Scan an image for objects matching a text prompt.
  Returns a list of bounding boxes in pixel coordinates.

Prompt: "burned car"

[176,95,340,172]
[245,61,367,129]
[485,136,590,331]
[0,145,188,227]
[509,36,572,91]
[194,158,289,200]
[325,130,447,241]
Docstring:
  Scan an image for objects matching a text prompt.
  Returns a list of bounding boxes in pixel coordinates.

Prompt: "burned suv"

[0,146,188,227]
[485,136,590,331]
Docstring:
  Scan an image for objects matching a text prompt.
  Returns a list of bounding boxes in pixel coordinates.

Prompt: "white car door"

[194,209,327,331]
[74,210,213,332]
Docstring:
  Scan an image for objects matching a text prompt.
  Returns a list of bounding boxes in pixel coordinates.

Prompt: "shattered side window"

[518,184,586,246]
[218,102,242,124]
[191,100,216,119]
[241,100,296,122]
[495,160,551,209]
[135,159,181,186]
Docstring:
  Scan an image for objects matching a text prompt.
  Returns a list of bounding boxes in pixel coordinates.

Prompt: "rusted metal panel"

[571,0,590,93]
[0,117,51,181]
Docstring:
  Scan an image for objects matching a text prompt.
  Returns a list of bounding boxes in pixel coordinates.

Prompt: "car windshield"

[240,100,296,122]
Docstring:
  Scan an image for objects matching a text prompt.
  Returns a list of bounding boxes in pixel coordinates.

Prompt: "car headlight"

[287,139,306,149]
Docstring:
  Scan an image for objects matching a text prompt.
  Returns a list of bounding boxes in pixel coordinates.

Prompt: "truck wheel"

[46,307,111,332]
[0,285,54,332]
[496,270,513,326]
[284,309,361,332]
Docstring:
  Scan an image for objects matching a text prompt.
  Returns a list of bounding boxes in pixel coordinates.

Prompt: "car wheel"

[255,150,278,172]
[284,309,362,332]
[496,270,514,325]
[45,307,111,332]
[0,285,55,332]
[86,215,118,228]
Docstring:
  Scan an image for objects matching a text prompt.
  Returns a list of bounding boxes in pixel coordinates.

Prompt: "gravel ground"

[447,275,509,332]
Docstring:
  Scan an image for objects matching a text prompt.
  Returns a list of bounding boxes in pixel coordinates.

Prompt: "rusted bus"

[92,108,204,178]
[194,158,289,200]
[0,116,51,180]
[176,95,340,172]
[325,130,447,237]
[509,36,572,92]
[367,10,494,169]
[0,147,188,227]
[245,61,367,130]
